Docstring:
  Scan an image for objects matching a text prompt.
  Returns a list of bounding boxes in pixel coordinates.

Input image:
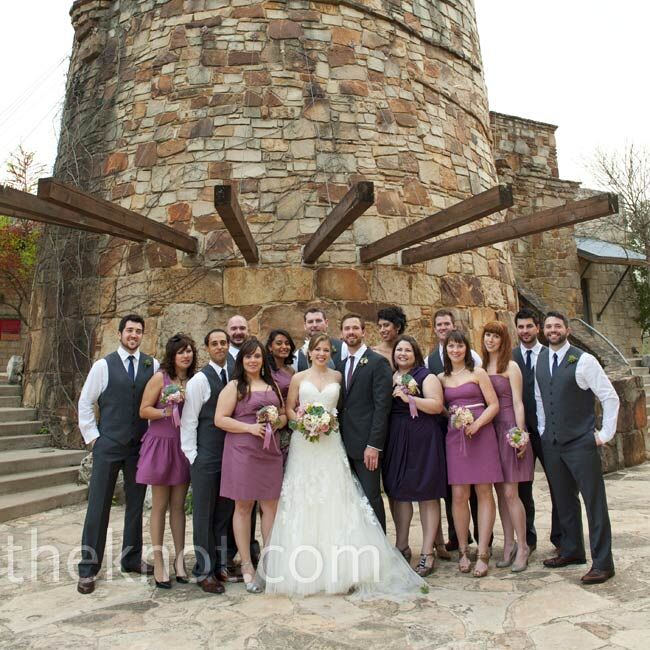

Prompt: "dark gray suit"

[337,348,393,531]
[78,351,154,578]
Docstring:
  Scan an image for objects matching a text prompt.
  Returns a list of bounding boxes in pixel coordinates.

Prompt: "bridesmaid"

[216,337,287,593]
[382,335,446,577]
[438,330,503,577]
[137,333,196,588]
[482,321,533,573]
[372,306,407,368]
[266,329,296,462]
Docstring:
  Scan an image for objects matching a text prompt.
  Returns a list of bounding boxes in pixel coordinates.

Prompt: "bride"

[259,334,424,597]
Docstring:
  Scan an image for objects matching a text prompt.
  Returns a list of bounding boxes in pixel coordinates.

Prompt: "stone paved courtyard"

[0,462,649,649]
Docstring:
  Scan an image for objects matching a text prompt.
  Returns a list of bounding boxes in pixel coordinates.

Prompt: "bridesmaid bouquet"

[161,384,184,427]
[450,405,474,436]
[398,374,420,419]
[289,402,338,443]
[506,426,530,458]
[257,405,282,451]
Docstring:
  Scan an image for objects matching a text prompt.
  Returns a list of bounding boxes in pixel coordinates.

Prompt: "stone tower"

[25,0,517,445]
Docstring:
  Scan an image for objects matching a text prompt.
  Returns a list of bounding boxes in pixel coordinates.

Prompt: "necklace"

[450,368,466,376]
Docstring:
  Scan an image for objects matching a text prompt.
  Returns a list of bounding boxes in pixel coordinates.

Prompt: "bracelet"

[161,407,168,418]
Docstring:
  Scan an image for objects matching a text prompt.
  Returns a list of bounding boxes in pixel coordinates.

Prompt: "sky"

[0,1,647,188]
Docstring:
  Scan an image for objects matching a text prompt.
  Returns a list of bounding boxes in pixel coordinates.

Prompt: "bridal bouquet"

[257,405,282,451]
[161,384,184,427]
[506,426,529,458]
[398,374,420,419]
[290,402,338,443]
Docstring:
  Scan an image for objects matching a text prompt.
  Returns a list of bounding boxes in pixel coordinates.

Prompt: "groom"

[337,313,393,531]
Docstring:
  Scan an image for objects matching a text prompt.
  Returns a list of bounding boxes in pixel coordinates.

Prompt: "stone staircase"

[628,358,650,430]
[0,372,87,522]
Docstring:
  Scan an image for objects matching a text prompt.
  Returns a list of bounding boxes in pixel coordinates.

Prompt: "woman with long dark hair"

[216,337,286,593]
[138,333,197,588]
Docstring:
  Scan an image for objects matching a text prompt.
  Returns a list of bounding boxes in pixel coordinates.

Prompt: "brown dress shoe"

[77,576,96,594]
[198,576,225,594]
[217,568,243,583]
[122,562,154,575]
[543,555,586,568]
[581,567,615,584]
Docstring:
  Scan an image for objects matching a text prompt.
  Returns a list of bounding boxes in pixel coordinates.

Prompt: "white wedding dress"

[260,380,424,598]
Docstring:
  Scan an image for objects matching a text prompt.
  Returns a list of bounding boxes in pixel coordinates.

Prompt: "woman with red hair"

[482,321,534,573]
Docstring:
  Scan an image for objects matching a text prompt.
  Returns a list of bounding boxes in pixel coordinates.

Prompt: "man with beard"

[227,315,249,363]
[535,311,619,584]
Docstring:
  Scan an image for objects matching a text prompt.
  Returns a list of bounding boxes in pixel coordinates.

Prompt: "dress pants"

[78,436,146,578]
[542,433,614,571]
[350,457,386,532]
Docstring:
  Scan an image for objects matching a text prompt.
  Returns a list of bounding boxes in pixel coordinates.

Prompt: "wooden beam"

[0,184,145,241]
[38,178,198,254]
[214,185,259,264]
[359,184,513,263]
[402,193,619,265]
[303,181,374,264]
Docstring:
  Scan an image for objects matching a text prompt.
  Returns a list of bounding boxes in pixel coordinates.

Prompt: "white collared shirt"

[534,340,620,443]
[180,361,228,465]
[345,344,367,388]
[519,340,543,369]
[228,344,240,362]
[424,344,482,369]
[77,347,160,444]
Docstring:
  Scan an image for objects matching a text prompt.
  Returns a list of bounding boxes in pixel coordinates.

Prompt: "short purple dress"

[383,366,446,501]
[489,375,534,483]
[220,388,283,500]
[444,381,503,486]
[136,372,190,486]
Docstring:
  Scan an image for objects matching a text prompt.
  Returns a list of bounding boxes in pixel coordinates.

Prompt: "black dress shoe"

[122,562,154,575]
[543,555,586,568]
[581,567,615,584]
[217,567,244,583]
[155,579,172,589]
[77,576,95,595]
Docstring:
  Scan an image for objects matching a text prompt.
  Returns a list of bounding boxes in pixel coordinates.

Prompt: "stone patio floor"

[0,462,649,649]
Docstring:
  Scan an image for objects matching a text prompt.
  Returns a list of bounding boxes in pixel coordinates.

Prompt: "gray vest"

[196,365,228,464]
[512,345,544,434]
[536,345,596,444]
[97,351,154,444]
[427,348,444,375]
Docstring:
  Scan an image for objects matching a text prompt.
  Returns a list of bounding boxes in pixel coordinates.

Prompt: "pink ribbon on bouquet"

[262,422,280,453]
[459,426,467,456]
[171,403,181,429]
[407,394,418,419]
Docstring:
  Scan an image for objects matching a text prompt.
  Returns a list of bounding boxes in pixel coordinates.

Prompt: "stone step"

[630,366,649,377]
[0,395,21,408]
[0,483,87,523]
[0,434,52,452]
[0,407,38,423]
[0,421,43,438]
[0,372,8,382]
[0,466,79,496]
[0,385,21,397]
[627,357,644,367]
[0,448,86,476]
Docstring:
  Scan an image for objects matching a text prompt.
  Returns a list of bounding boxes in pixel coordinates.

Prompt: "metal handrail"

[570,318,630,366]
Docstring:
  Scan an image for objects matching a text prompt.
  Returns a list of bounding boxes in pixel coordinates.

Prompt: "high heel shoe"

[415,553,435,577]
[241,561,262,594]
[511,546,530,573]
[397,546,412,562]
[458,547,471,573]
[473,551,490,578]
[496,543,517,568]
[174,557,189,584]
[435,543,452,561]
[155,578,172,589]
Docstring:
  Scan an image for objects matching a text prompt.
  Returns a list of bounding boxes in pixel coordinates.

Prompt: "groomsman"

[535,311,619,584]
[337,313,393,531]
[512,308,560,553]
[77,314,158,594]
[181,329,238,593]
[226,315,248,363]
[294,307,344,371]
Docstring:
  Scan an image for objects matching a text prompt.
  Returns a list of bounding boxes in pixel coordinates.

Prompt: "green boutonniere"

[143,358,153,368]
[331,345,338,355]
[567,355,578,364]
[359,357,369,366]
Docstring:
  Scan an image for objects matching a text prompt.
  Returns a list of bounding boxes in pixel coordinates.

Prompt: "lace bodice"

[298,379,340,412]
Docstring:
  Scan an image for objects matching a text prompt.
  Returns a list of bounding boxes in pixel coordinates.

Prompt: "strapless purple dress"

[489,375,534,483]
[220,388,283,500]
[444,381,503,485]
[136,372,190,486]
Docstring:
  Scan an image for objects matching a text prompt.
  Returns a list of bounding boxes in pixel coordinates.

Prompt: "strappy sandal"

[473,551,490,578]
[397,545,412,562]
[415,553,435,577]
[458,547,471,573]
[241,561,262,594]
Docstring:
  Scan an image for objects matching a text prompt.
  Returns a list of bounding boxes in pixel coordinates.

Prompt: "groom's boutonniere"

[567,355,578,364]
[331,345,338,355]
[143,358,153,368]
[358,357,369,367]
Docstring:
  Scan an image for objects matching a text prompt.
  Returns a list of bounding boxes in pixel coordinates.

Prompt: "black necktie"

[551,353,558,376]
[525,350,532,372]
[347,356,355,388]
[220,368,227,385]
[127,355,135,382]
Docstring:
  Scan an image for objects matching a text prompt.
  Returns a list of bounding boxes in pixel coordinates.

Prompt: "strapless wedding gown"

[261,380,424,598]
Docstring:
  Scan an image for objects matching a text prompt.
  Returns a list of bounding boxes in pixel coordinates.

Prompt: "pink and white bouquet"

[257,405,282,451]
[506,426,529,457]
[450,405,474,436]
[161,384,185,427]
[398,373,420,419]
[289,402,338,443]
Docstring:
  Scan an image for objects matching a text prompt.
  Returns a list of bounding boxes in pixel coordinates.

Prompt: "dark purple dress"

[136,372,190,486]
[444,381,503,486]
[220,388,283,500]
[382,367,446,501]
[489,374,534,483]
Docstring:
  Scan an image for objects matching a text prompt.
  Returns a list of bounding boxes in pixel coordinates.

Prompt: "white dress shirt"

[519,340,543,369]
[77,347,160,444]
[345,344,367,388]
[180,361,229,465]
[534,340,620,443]
[424,344,482,370]
[228,344,240,363]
